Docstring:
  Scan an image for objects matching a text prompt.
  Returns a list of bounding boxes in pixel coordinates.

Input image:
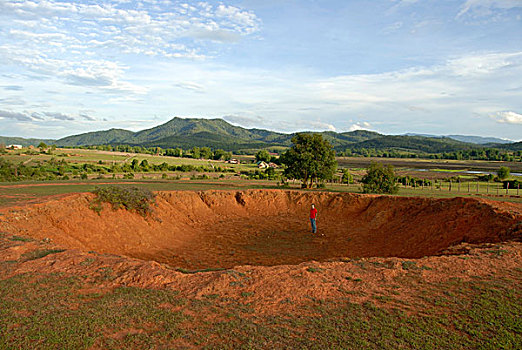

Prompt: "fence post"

[467,181,470,193]
[506,182,509,195]
[449,180,452,192]
[486,182,489,194]
[497,184,499,196]
[476,181,479,193]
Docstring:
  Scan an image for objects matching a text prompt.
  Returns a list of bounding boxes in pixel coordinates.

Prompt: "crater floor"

[1,190,520,269]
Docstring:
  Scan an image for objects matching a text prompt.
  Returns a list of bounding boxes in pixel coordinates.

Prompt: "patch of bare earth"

[0,190,520,316]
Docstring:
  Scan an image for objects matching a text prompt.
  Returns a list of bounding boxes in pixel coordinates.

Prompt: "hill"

[2,116,513,155]
[405,133,512,145]
[57,129,134,147]
[54,117,382,152]
[447,135,512,145]
[0,136,56,147]
[352,135,477,153]
[494,141,522,152]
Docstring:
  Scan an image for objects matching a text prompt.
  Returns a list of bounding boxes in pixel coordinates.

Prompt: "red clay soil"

[0,190,520,270]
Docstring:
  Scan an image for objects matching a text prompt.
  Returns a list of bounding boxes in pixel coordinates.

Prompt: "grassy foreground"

[0,267,520,349]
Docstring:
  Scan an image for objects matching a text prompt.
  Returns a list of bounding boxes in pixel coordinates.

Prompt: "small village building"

[257,161,269,169]
[7,144,23,150]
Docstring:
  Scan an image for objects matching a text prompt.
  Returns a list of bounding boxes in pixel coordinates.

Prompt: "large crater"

[2,190,521,269]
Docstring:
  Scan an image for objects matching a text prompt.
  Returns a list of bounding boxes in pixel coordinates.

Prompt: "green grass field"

[2,148,256,171]
[0,263,520,349]
[0,177,520,208]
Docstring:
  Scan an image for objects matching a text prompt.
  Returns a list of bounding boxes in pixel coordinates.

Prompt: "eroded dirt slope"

[0,190,520,269]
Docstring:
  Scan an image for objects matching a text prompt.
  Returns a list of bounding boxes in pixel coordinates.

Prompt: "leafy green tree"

[191,147,201,159]
[497,166,510,180]
[341,169,353,184]
[255,150,271,163]
[200,147,213,159]
[280,133,337,188]
[131,159,140,171]
[38,142,47,150]
[265,167,276,179]
[213,149,232,161]
[361,162,398,194]
[139,159,150,171]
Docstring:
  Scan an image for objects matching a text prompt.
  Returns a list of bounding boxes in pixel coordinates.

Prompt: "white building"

[6,144,23,150]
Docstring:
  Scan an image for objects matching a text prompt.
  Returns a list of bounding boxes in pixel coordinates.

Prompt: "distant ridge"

[57,128,134,146]
[1,117,517,153]
[404,133,512,144]
[0,136,55,147]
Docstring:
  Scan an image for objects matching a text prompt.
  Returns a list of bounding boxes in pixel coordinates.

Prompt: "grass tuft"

[20,249,65,261]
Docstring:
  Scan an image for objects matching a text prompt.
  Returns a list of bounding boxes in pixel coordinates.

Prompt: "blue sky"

[0,0,521,141]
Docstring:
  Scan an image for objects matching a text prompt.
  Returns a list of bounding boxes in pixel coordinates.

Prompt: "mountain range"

[0,117,519,153]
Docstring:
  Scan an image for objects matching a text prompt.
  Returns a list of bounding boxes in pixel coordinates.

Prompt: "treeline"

[338,148,521,161]
[0,157,236,182]
[70,144,234,160]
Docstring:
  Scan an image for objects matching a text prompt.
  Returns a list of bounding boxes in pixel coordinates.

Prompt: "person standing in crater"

[310,204,318,234]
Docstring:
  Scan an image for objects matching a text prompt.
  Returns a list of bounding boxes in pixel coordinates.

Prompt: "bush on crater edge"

[90,186,156,217]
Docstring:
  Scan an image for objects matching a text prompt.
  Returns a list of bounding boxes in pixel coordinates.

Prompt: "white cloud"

[491,111,522,124]
[301,121,337,132]
[349,122,372,131]
[457,0,522,18]
[173,81,206,93]
[312,51,522,108]
[223,115,267,128]
[447,52,522,76]
[0,110,34,121]
[0,0,261,96]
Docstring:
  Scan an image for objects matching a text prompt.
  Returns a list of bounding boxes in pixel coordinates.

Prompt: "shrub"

[361,162,399,194]
[90,186,156,217]
[497,166,510,180]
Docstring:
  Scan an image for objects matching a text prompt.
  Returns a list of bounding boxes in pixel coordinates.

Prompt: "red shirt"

[310,208,317,219]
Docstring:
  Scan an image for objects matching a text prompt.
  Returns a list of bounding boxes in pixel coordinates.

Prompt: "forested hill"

[53,117,384,151]
[57,129,134,147]
[1,117,517,155]
[0,136,55,147]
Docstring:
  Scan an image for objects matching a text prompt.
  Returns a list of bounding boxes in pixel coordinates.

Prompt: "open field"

[0,178,521,209]
[1,148,253,171]
[337,156,522,173]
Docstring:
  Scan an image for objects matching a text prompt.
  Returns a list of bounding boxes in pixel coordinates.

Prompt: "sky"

[0,0,521,141]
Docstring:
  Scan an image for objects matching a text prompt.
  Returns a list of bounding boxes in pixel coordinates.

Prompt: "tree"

[497,166,510,180]
[139,159,150,171]
[200,147,213,159]
[191,147,201,159]
[280,133,337,188]
[341,169,353,184]
[131,159,140,171]
[361,162,398,194]
[213,149,231,161]
[255,149,271,163]
[38,142,47,150]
